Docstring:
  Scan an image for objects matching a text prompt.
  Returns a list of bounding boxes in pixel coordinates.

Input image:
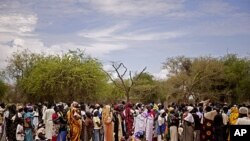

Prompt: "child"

[16,119,25,141]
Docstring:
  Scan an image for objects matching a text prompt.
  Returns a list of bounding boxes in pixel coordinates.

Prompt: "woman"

[200,106,217,141]
[182,107,194,141]
[113,105,123,141]
[229,106,239,125]
[7,104,17,141]
[124,103,134,139]
[43,103,55,141]
[82,112,93,141]
[102,105,113,141]
[52,106,60,141]
[67,102,82,141]
[93,110,102,141]
[57,104,67,141]
[23,106,34,141]
[213,111,224,141]
[168,110,178,141]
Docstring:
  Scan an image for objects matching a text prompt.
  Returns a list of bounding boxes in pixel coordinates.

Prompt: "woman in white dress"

[42,103,55,140]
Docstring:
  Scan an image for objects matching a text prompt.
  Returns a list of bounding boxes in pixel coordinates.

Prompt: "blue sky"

[0,0,250,79]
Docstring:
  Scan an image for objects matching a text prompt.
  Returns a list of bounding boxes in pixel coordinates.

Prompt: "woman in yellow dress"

[67,102,82,141]
[102,105,114,141]
[228,106,239,141]
[229,106,239,125]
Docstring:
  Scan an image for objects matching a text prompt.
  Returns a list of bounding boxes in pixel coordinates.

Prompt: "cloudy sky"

[0,0,250,79]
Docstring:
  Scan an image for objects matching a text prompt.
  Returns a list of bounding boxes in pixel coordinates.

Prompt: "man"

[236,107,250,125]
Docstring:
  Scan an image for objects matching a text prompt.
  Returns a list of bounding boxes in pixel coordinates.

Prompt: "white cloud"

[199,0,236,15]
[48,42,127,56]
[86,0,185,16]
[152,69,169,80]
[79,24,185,41]
[0,13,37,35]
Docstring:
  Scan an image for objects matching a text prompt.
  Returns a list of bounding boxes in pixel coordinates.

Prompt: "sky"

[0,0,250,79]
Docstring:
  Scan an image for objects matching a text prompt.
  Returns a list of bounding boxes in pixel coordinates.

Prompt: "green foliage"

[162,55,250,103]
[222,54,250,103]
[0,79,8,99]
[131,72,160,103]
[6,49,108,103]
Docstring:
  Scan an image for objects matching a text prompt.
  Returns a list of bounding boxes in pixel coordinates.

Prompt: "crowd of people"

[0,100,249,141]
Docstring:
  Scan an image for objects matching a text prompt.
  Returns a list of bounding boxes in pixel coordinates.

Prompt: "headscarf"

[229,106,239,125]
[184,113,194,123]
[102,105,112,124]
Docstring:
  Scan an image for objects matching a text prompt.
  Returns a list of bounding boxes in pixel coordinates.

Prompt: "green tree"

[223,54,250,103]
[6,49,108,103]
[0,79,8,100]
[163,56,226,103]
[131,72,160,103]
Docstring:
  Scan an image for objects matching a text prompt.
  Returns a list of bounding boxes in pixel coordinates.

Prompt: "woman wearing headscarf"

[168,109,178,141]
[145,104,154,141]
[67,102,82,141]
[229,106,239,125]
[213,109,224,141]
[124,103,134,139]
[113,105,123,141]
[200,106,217,141]
[43,103,55,140]
[102,105,113,141]
[23,106,34,141]
[181,106,194,141]
[6,104,17,141]
[56,104,67,141]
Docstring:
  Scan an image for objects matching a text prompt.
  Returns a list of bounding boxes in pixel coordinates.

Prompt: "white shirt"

[93,117,101,129]
[236,117,250,125]
[222,113,228,125]
[16,124,24,141]
[158,116,165,126]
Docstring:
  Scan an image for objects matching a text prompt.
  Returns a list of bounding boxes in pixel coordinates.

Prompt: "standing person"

[67,102,82,141]
[93,111,102,141]
[168,110,179,141]
[181,107,194,141]
[83,112,93,141]
[33,105,39,130]
[7,104,17,141]
[113,105,123,141]
[222,106,229,141]
[157,109,166,141]
[191,108,201,141]
[146,105,154,141]
[236,107,250,125]
[124,103,134,139]
[229,106,239,125]
[200,106,217,141]
[57,104,67,141]
[23,106,34,141]
[213,109,224,141]
[43,103,55,141]
[16,118,24,141]
[102,105,113,141]
[52,106,60,141]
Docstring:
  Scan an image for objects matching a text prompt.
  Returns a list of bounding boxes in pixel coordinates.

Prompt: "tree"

[222,54,250,103]
[0,79,7,100]
[103,62,146,102]
[6,49,108,103]
[163,56,226,103]
[131,72,160,103]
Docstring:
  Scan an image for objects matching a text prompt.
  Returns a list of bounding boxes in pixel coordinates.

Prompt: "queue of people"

[0,100,249,141]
